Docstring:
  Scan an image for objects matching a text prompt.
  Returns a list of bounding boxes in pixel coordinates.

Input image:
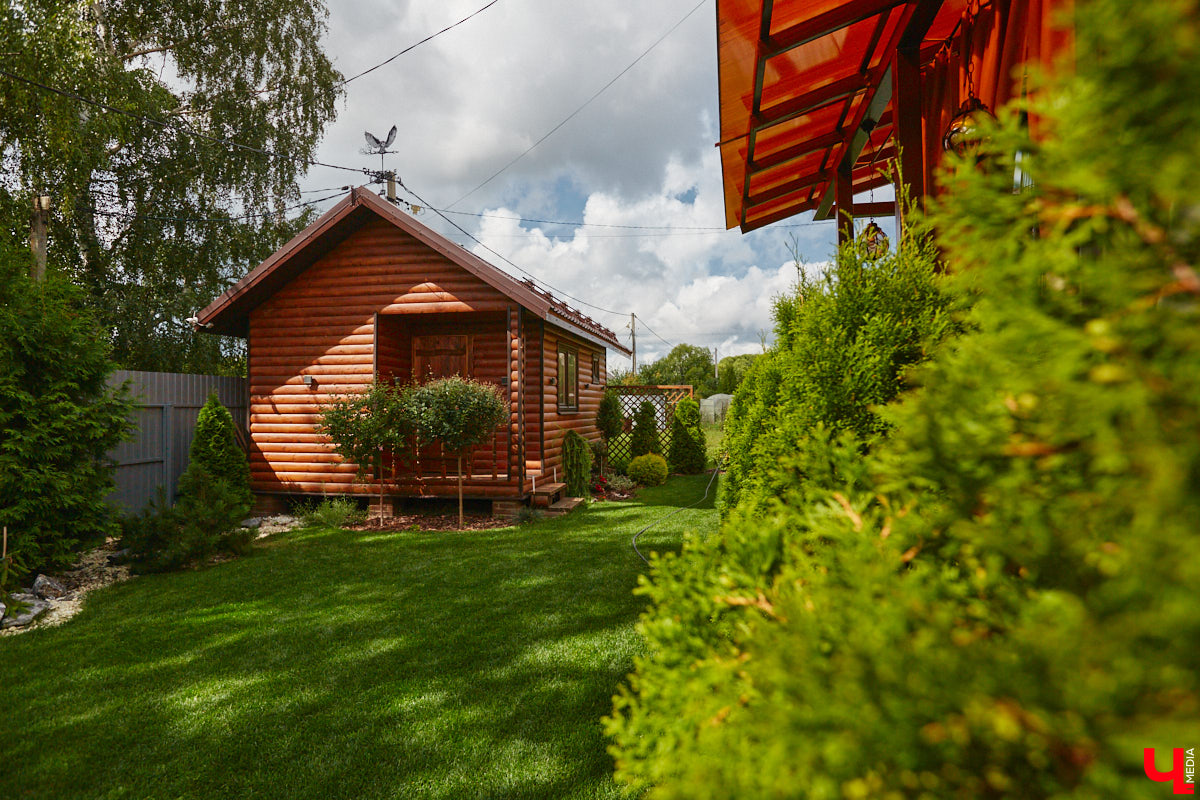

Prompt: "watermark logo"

[1145,748,1196,795]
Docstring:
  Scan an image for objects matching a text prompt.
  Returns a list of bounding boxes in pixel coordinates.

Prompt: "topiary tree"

[629,400,660,458]
[319,379,414,518]
[627,453,668,487]
[0,242,133,575]
[562,430,593,497]
[411,377,508,528]
[668,397,706,474]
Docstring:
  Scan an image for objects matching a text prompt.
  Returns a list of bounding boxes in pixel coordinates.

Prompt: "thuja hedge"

[718,222,951,516]
[0,244,133,574]
[606,1,1200,796]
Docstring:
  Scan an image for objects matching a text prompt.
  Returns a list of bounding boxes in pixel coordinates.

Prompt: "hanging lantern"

[859,221,889,258]
[942,96,994,157]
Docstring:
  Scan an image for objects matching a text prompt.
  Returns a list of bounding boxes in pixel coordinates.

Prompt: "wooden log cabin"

[194,187,631,514]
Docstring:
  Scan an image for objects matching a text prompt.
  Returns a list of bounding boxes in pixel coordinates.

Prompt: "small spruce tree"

[562,430,593,496]
[668,397,706,474]
[629,400,660,457]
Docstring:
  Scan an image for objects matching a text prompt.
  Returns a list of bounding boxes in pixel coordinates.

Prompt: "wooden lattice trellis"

[608,385,693,465]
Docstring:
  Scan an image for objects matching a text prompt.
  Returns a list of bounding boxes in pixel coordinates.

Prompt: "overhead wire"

[0,67,369,177]
[447,0,708,209]
[436,207,831,232]
[86,190,349,224]
[399,179,627,319]
[336,0,503,86]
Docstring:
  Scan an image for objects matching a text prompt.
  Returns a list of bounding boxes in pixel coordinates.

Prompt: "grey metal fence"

[106,371,248,512]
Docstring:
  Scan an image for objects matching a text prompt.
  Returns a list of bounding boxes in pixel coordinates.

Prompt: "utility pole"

[713,347,719,380]
[29,195,51,281]
[629,313,637,377]
[386,171,397,203]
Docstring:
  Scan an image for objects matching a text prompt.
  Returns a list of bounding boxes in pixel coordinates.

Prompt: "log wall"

[247,217,519,497]
[538,325,606,482]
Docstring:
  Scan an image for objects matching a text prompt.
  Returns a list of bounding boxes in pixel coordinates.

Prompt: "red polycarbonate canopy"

[717,0,966,231]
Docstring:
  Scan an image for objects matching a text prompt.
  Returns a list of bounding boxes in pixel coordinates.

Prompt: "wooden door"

[413,335,471,383]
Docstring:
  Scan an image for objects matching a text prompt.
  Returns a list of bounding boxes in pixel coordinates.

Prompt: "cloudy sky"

[298,0,844,368]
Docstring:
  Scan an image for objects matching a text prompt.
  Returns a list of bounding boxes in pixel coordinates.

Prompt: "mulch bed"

[348,513,513,532]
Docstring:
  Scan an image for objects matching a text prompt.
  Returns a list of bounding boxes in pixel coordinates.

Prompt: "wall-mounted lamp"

[302,374,317,387]
[500,376,509,387]
[548,376,557,386]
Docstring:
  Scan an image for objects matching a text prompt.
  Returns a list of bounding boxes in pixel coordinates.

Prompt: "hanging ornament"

[943,96,995,157]
[859,221,889,258]
[943,2,995,158]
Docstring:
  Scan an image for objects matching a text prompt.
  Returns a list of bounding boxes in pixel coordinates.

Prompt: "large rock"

[33,574,66,600]
[1,593,49,629]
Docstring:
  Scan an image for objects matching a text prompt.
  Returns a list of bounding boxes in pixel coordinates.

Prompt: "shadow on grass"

[0,486,718,800]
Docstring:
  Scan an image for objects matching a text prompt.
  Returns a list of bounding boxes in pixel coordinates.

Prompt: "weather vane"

[361,124,401,202]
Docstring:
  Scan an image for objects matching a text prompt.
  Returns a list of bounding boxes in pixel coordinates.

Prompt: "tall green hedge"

[606,1,1200,795]
[0,245,133,573]
[718,226,951,516]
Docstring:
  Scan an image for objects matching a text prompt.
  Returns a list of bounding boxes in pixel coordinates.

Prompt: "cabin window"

[592,354,601,384]
[557,345,578,411]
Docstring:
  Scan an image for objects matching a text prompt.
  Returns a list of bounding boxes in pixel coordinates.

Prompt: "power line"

[447,0,707,209]
[337,0,503,86]
[637,318,675,349]
[400,180,627,319]
[436,207,831,232]
[0,67,369,177]
[86,190,349,224]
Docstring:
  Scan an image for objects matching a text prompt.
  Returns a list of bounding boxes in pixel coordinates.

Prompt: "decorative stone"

[32,574,66,600]
[1,593,49,629]
[106,548,131,565]
[0,601,6,619]
[240,517,263,529]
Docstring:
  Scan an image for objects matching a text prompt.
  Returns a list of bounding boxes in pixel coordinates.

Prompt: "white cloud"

[301,0,843,369]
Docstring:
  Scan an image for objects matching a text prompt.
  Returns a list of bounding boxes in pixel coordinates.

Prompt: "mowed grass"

[0,475,718,800]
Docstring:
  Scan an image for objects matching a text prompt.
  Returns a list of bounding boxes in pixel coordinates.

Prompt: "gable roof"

[195,187,630,355]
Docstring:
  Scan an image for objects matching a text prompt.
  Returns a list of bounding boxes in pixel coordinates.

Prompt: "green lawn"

[0,475,718,800]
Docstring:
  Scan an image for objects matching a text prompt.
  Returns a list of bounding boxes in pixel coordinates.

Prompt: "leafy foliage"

[0,244,133,574]
[319,380,414,483]
[0,0,342,373]
[410,377,507,457]
[596,390,623,442]
[607,1,1200,797]
[638,344,717,397]
[718,223,951,516]
[668,397,706,474]
[562,431,594,497]
[296,497,367,529]
[629,401,661,458]
[627,454,668,487]
[716,353,759,395]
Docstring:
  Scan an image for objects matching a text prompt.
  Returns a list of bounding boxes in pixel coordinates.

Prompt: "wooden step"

[546,497,585,516]
[531,481,566,508]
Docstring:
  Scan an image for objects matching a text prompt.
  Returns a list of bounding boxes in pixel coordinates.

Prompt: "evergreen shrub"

[606,2,1200,797]
[629,401,660,457]
[562,430,593,496]
[596,390,623,443]
[667,397,706,474]
[627,454,667,487]
[123,396,254,572]
[0,245,133,573]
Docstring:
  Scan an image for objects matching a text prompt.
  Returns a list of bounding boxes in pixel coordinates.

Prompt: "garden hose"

[631,468,720,566]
